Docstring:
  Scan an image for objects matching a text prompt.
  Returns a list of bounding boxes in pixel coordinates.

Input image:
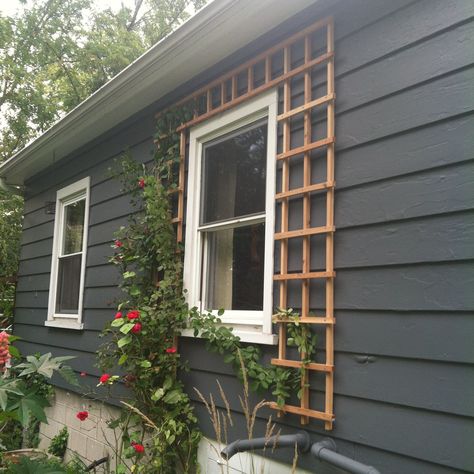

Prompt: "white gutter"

[0,0,317,187]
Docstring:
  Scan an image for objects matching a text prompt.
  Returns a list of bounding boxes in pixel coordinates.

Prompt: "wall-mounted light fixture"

[44,201,56,215]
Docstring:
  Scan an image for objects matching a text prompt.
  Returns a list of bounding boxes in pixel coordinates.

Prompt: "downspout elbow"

[221,431,310,461]
[0,177,23,196]
[311,439,381,474]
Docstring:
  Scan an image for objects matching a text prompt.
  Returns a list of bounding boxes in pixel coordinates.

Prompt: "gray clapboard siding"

[334,310,474,365]
[21,221,54,245]
[336,113,474,188]
[14,323,102,353]
[19,238,53,261]
[336,66,474,150]
[12,0,474,472]
[191,402,471,474]
[185,371,474,472]
[334,0,474,74]
[14,308,114,332]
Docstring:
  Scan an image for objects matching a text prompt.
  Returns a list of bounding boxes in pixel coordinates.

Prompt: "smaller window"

[46,177,90,330]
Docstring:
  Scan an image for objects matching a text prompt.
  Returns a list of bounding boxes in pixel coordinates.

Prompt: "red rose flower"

[114,240,123,248]
[131,442,145,454]
[80,371,87,377]
[127,310,140,320]
[165,347,177,354]
[131,322,142,334]
[114,311,123,320]
[76,411,89,421]
[138,178,145,189]
[99,374,111,384]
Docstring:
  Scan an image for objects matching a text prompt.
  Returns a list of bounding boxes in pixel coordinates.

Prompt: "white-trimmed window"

[46,177,90,330]
[184,91,278,344]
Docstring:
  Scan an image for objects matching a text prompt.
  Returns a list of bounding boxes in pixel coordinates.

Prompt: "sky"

[0,0,137,16]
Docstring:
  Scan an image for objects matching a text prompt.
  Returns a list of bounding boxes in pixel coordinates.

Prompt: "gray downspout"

[311,439,381,474]
[0,177,23,196]
[220,431,310,460]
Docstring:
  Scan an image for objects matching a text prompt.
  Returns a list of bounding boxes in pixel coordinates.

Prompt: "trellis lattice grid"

[166,16,335,429]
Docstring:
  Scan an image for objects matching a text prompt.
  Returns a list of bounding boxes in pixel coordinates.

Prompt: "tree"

[0,0,208,322]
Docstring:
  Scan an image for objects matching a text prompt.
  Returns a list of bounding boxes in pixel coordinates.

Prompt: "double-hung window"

[184,91,277,344]
[46,177,90,330]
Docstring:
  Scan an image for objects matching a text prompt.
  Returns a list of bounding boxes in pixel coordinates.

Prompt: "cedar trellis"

[166,16,335,429]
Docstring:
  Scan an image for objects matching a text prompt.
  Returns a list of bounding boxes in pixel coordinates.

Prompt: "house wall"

[13,0,474,472]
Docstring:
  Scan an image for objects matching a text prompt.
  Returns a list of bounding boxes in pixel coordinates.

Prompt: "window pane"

[201,122,267,224]
[63,199,85,255]
[56,254,82,313]
[204,223,265,311]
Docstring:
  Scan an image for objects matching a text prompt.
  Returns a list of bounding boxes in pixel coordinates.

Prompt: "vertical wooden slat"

[265,56,271,83]
[300,34,312,425]
[324,19,335,431]
[220,82,225,106]
[278,46,291,362]
[231,76,237,100]
[177,130,186,244]
[206,89,212,114]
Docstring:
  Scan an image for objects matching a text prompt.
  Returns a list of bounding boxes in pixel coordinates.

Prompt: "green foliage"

[47,426,69,459]
[98,108,318,472]
[4,455,69,474]
[0,353,77,430]
[0,193,23,323]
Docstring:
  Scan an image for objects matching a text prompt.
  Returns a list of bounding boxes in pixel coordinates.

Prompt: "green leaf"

[112,318,125,327]
[151,388,164,401]
[140,360,151,368]
[16,353,75,379]
[118,335,132,348]
[123,271,136,279]
[118,354,128,365]
[58,365,79,387]
[130,286,141,296]
[120,323,134,334]
[8,345,21,359]
[163,389,181,404]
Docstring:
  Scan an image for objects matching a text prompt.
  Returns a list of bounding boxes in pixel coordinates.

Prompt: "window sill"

[180,328,278,345]
[45,319,84,330]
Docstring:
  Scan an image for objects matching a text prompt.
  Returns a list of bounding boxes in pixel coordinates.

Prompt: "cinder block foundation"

[39,388,121,466]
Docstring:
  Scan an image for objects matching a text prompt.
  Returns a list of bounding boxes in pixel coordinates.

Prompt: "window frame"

[183,90,278,344]
[46,177,90,330]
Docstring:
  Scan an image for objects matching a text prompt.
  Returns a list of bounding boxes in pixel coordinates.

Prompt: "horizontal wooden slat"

[171,217,181,224]
[274,271,335,280]
[271,358,333,372]
[277,93,336,121]
[177,52,334,131]
[167,187,182,195]
[276,136,335,160]
[274,225,335,240]
[273,316,335,325]
[167,16,332,116]
[275,181,335,200]
[268,402,334,422]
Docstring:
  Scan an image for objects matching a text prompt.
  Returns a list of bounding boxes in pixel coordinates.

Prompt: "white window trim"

[183,90,278,345]
[46,177,90,330]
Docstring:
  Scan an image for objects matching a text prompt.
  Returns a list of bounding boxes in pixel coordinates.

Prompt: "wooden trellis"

[166,16,335,429]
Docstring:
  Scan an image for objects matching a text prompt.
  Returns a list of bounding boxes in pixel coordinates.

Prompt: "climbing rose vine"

[96,107,314,473]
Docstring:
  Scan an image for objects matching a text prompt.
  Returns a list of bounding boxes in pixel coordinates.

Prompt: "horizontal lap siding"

[13,0,474,472]
[180,0,474,473]
[14,113,156,376]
